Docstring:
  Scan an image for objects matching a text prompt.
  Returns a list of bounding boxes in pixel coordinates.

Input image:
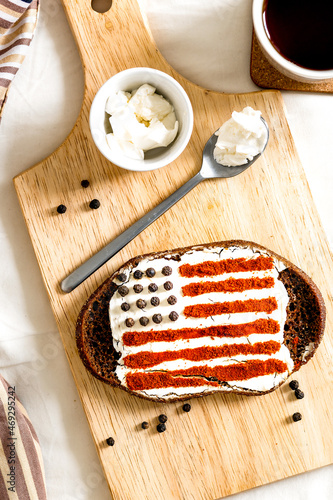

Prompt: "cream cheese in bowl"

[105,84,179,160]
[89,67,193,172]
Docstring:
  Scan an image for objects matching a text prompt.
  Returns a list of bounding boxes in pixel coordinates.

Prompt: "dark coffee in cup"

[263,0,333,71]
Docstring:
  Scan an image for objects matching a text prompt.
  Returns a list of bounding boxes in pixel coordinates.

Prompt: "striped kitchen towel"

[0,375,47,499]
[0,0,39,120]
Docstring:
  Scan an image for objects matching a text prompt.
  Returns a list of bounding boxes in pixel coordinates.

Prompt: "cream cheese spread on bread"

[109,245,293,400]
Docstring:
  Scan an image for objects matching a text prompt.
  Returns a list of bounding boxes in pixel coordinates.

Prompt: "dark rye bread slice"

[76,240,326,402]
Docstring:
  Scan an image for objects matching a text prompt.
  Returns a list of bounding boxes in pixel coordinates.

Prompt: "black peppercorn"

[162,266,172,276]
[136,299,146,309]
[183,403,191,412]
[158,414,168,424]
[146,268,156,277]
[292,412,302,422]
[139,317,149,326]
[57,204,67,214]
[117,273,127,282]
[148,283,158,293]
[81,179,90,188]
[125,318,134,328]
[169,311,179,321]
[133,270,143,279]
[113,350,121,360]
[118,285,129,297]
[295,389,304,400]
[106,437,115,446]
[167,295,177,305]
[156,423,166,433]
[164,281,173,291]
[289,380,299,390]
[141,421,149,429]
[150,296,160,307]
[89,199,100,209]
[152,314,162,324]
[133,284,143,293]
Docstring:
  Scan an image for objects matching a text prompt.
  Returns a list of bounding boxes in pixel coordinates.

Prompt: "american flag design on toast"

[110,245,294,400]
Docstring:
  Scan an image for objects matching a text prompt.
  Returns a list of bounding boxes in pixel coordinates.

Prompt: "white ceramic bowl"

[252,0,333,83]
[89,67,194,171]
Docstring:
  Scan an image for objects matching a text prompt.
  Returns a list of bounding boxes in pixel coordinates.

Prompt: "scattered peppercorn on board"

[13,0,333,499]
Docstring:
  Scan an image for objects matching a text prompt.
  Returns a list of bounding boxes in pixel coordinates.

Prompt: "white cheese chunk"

[105,84,178,160]
[213,106,267,167]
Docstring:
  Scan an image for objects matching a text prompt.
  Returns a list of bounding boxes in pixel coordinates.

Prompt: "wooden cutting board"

[13,0,333,498]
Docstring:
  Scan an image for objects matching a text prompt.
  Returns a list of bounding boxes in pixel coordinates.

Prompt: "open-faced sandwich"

[76,240,325,402]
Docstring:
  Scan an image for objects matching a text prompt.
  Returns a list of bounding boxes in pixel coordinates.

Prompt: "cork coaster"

[250,32,333,93]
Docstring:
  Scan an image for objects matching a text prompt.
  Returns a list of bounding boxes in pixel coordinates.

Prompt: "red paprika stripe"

[179,255,274,278]
[184,297,278,318]
[182,276,275,297]
[123,340,281,369]
[127,373,219,391]
[122,318,280,347]
[126,358,288,391]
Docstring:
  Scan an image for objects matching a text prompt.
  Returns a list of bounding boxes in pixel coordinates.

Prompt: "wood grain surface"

[13,0,333,498]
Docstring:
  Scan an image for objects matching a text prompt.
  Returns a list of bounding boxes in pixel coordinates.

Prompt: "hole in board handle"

[91,0,112,13]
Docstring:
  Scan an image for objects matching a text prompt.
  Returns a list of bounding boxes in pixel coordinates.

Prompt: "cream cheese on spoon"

[105,84,179,160]
[214,106,267,167]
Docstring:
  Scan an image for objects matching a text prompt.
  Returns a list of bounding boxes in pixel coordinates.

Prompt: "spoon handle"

[61,172,203,292]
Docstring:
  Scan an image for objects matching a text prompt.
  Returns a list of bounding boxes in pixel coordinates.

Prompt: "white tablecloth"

[0,0,332,498]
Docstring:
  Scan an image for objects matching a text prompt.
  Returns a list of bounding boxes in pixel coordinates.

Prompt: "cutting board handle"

[62,0,192,101]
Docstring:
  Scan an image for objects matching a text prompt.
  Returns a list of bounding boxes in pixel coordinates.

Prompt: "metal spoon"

[61,118,269,293]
